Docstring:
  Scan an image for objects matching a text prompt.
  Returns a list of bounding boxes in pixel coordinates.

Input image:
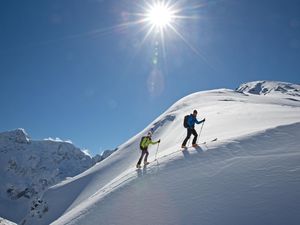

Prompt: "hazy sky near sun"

[1,0,300,155]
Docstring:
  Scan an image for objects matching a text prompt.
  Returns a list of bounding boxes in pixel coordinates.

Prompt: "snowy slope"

[21,81,300,225]
[0,129,96,222]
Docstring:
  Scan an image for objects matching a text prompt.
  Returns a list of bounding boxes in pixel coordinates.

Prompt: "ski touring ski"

[200,138,217,145]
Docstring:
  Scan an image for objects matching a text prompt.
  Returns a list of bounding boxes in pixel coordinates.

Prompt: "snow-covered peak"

[0,128,30,144]
[236,80,300,96]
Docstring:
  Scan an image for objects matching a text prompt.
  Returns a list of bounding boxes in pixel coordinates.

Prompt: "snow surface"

[14,81,300,224]
[0,217,17,225]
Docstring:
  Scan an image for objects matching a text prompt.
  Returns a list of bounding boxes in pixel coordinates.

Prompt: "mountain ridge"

[0,128,115,222]
[236,80,300,96]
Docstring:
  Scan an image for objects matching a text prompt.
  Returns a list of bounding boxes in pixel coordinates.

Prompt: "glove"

[202,118,206,123]
[158,139,161,143]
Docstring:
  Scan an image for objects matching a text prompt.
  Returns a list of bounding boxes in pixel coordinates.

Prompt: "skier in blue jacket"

[182,110,205,148]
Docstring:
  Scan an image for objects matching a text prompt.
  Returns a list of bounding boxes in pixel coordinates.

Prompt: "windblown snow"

[2,81,300,225]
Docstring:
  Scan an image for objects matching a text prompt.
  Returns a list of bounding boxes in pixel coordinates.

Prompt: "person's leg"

[144,149,149,163]
[137,150,146,165]
[182,128,192,146]
[192,128,198,145]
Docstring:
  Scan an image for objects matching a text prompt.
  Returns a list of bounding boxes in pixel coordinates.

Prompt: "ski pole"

[197,121,205,144]
[155,142,160,161]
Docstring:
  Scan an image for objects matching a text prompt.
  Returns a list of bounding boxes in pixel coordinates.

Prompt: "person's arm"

[196,118,206,124]
[150,139,160,145]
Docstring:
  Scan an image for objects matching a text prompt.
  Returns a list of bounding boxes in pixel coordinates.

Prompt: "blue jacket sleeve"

[195,118,204,124]
[188,116,203,127]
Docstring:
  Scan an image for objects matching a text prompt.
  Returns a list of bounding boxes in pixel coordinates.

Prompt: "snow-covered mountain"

[3,81,300,225]
[237,80,300,97]
[0,129,115,222]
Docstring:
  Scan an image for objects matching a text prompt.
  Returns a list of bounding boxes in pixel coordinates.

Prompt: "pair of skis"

[184,138,218,148]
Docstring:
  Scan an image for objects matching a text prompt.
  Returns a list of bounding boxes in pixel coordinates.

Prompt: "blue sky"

[1,0,300,155]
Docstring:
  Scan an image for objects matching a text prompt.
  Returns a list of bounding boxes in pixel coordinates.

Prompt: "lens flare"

[147,68,165,96]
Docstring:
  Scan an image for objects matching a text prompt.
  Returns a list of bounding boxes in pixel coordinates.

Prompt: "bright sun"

[129,0,201,58]
[145,2,175,29]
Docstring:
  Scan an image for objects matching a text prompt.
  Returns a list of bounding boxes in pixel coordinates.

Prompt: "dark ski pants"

[137,149,149,165]
[182,128,198,146]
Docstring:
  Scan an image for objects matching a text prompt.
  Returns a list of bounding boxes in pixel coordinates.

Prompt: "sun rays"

[144,1,176,29]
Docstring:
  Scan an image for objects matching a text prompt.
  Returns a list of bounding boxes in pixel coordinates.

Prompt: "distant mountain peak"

[0,129,98,222]
[236,80,300,97]
[0,128,30,144]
